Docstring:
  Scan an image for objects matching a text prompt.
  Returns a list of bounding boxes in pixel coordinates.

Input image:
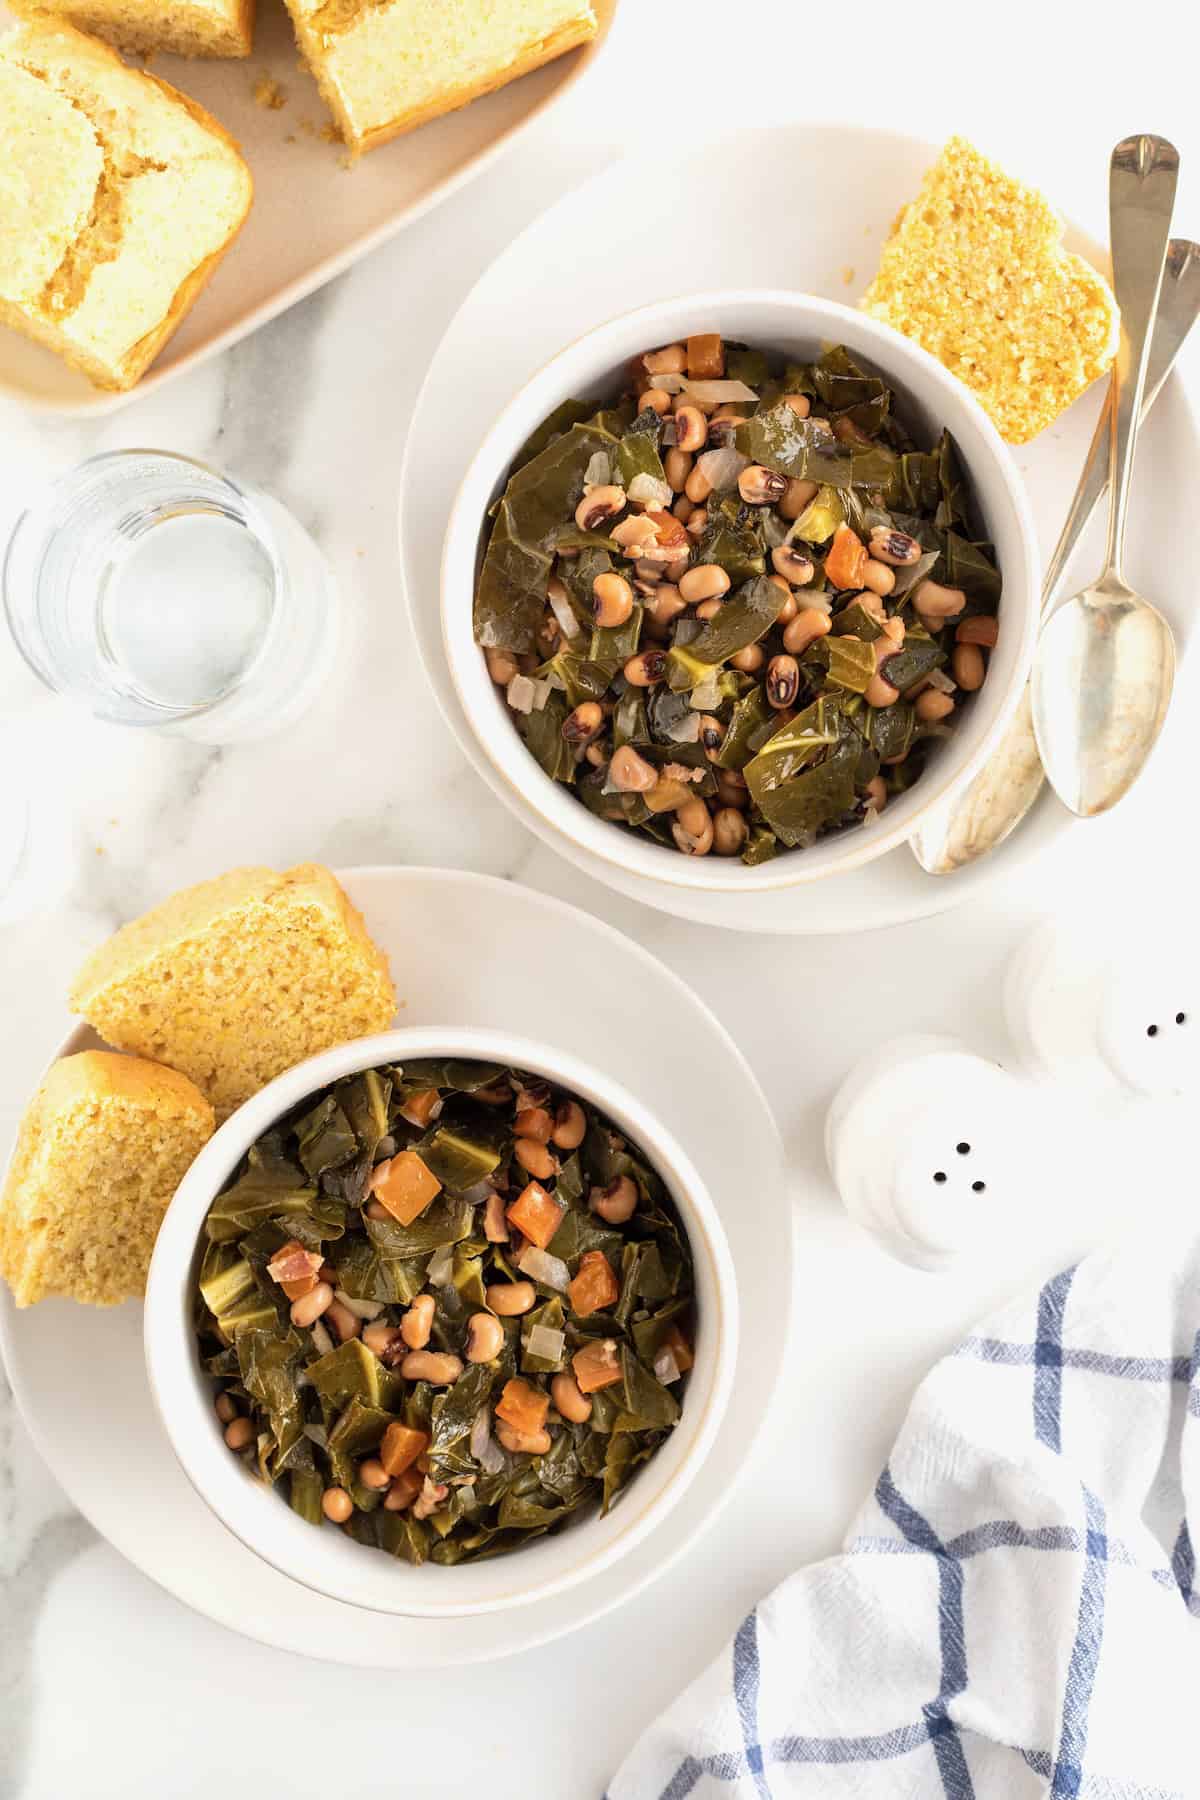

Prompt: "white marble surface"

[2,4,1200,1795]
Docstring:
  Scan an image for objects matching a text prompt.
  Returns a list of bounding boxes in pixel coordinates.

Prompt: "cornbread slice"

[5,0,254,58]
[0,23,253,391]
[861,137,1120,445]
[282,0,597,158]
[0,1052,214,1307]
[69,864,397,1120]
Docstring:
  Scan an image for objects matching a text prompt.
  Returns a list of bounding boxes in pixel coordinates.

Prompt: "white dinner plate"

[0,0,616,416]
[400,124,1200,934]
[0,866,789,1667]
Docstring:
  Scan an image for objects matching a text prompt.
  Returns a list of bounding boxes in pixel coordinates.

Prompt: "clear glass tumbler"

[3,450,339,743]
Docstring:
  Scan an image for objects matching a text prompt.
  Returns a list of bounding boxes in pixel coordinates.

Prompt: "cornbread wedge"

[0,1052,214,1307]
[69,864,397,1119]
[282,0,597,158]
[861,137,1119,444]
[0,23,252,391]
[5,0,254,58]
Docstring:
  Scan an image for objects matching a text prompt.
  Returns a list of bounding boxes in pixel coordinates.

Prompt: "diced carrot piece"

[494,1378,550,1435]
[572,1338,622,1394]
[568,1250,619,1318]
[686,333,724,379]
[825,524,869,592]
[266,1240,324,1302]
[399,1088,440,1128]
[506,1180,564,1250]
[370,1150,442,1226]
[662,1323,694,1373]
[379,1422,429,1478]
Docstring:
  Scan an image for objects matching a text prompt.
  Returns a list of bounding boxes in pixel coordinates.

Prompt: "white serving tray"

[0,0,616,416]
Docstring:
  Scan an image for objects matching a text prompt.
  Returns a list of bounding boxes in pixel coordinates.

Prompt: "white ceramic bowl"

[144,1027,738,1619]
[442,289,1040,894]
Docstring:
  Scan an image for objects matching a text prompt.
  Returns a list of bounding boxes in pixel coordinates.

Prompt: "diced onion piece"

[470,1406,506,1474]
[517,1245,569,1292]
[584,451,612,488]
[531,678,553,712]
[427,1245,455,1287]
[654,1348,682,1385]
[524,1324,566,1363]
[682,378,758,403]
[628,473,672,510]
[689,678,722,712]
[926,667,957,693]
[646,372,686,394]
[333,1290,386,1321]
[696,446,750,491]
[547,586,581,640]
[310,1320,334,1357]
[665,711,702,744]
[461,1179,493,1206]
[506,673,538,714]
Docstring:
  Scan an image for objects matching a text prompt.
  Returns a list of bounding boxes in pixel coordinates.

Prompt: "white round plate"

[400,125,1199,934]
[0,867,788,1668]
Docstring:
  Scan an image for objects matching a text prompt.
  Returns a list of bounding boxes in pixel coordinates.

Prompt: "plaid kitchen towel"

[611,1226,1200,1799]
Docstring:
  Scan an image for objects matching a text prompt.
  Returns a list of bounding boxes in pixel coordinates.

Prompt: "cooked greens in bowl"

[195,1057,695,1568]
[473,337,1002,864]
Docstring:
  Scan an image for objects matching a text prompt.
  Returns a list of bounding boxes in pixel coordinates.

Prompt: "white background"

[2,1,1199,1795]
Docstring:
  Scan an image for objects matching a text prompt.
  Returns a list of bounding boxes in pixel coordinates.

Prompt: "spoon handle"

[1042,238,1200,611]
[1103,135,1179,578]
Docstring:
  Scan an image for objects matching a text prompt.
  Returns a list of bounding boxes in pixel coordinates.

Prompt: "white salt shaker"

[1005,914,1199,1099]
[825,1033,1027,1270]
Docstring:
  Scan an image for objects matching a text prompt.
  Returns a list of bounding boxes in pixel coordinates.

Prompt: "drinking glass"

[3,450,339,743]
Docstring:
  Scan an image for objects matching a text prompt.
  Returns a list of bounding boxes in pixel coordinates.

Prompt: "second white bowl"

[144,1026,738,1619]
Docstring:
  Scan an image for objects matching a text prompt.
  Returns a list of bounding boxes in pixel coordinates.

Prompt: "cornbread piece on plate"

[0,1052,214,1307]
[282,0,597,158]
[69,864,397,1119]
[0,23,252,391]
[861,137,1119,445]
[4,0,254,57]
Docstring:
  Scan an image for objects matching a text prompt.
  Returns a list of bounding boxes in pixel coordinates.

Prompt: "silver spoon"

[1032,134,1180,817]
[910,238,1200,874]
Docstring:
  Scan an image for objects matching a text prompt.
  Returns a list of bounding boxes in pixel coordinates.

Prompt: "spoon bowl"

[1033,573,1175,816]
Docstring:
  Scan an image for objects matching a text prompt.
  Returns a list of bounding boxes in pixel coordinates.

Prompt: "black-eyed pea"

[952,643,985,691]
[771,546,815,587]
[359,1459,391,1491]
[695,598,723,621]
[326,1298,361,1343]
[673,798,714,856]
[400,1293,436,1350]
[592,571,634,628]
[484,647,518,685]
[861,559,896,597]
[865,672,900,708]
[916,688,956,722]
[712,807,749,856]
[623,650,667,688]
[551,1373,592,1424]
[738,465,788,506]
[514,1136,557,1180]
[641,387,671,415]
[782,393,811,418]
[867,526,922,566]
[783,608,832,656]
[698,715,725,761]
[913,579,967,624]
[562,700,604,745]
[224,1417,255,1452]
[214,1392,238,1425]
[590,1176,638,1224]
[486,1281,537,1316]
[715,768,749,809]
[956,615,999,647]
[644,343,687,375]
[664,448,693,492]
[465,1313,505,1363]
[322,1487,354,1523]
[496,1423,552,1455]
[551,1099,587,1150]
[765,655,800,709]
[674,405,708,454]
[678,563,730,605]
[574,484,626,532]
[685,509,709,540]
[684,466,713,505]
[399,1350,463,1384]
[730,644,764,674]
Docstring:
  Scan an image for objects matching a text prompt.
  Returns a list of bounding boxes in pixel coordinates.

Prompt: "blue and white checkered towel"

[612,1227,1200,1799]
